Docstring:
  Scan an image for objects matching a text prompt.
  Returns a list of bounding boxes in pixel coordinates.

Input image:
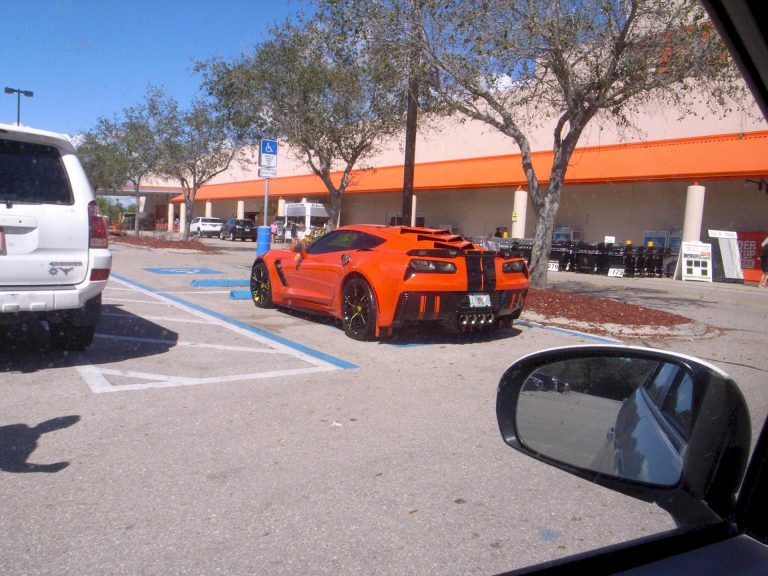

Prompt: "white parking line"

[96,333,288,353]
[77,363,337,393]
[101,312,212,325]
[75,275,354,393]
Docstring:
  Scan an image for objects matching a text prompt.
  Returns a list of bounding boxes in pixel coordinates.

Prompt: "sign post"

[258,139,278,255]
[259,139,278,227]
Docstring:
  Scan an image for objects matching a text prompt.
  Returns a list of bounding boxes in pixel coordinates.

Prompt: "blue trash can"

[257,225,271,256]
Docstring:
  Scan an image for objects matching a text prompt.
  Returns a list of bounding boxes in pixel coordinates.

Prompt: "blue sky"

[2,0,313,136]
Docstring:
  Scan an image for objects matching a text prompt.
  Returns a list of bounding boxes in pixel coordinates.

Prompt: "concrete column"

[411,195,417,227]
[511,188,528,239]
[179,203,187,236]
[682,183,706,242]
[205,201,213,217]
[167,203,175,232]
[237,200,245,220]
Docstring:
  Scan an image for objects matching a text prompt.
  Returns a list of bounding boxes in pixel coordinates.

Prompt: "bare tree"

[414,0,750,287]
[146,88,253,240]
[199,13,409,229]
[78,104,158,234]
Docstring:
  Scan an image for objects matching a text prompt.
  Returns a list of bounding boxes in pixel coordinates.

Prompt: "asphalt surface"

[1,237,766,575]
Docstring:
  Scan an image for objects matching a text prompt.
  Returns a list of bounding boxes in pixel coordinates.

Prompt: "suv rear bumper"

[0,250,111,323]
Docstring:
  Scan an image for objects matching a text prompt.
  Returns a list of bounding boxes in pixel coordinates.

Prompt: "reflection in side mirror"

[497,345,751,526]
[516,356,687,486]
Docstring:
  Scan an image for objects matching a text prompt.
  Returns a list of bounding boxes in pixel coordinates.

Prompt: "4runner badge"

[49,261,83,276]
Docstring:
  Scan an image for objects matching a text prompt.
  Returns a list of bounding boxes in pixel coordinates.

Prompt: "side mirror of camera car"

[496,345,751,528]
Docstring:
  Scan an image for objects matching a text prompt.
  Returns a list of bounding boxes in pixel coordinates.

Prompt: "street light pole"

[4,86,34,125]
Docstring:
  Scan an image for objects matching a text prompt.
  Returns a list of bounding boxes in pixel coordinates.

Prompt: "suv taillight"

[89,201,109,248]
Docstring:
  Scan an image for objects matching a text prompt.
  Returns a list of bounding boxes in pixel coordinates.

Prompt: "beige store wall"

[340,180,768,245]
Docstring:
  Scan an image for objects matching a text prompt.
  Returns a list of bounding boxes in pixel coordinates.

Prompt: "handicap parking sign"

[260,139,278,168]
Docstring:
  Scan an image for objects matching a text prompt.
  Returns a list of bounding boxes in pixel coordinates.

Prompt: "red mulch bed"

[110,234,219,253]
[525,288,690,327]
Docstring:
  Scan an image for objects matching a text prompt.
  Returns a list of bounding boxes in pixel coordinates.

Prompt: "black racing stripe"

[466,254,482,291]
[483,254,496,291]
[466,254,496,292]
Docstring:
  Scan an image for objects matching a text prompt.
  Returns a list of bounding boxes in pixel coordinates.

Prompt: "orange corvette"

[250,225,529,340]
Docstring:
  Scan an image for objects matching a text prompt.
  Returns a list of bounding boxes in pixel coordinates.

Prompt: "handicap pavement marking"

[145,267,223,275]
[75,273,357,393]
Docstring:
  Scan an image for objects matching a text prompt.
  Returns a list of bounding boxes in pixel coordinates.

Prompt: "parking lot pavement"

[1,243,765,575]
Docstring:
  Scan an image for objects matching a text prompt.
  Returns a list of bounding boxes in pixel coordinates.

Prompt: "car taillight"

[90,268,111,281]
[408,259,457,273]
[89,201,109,248]
[502,259,529,277]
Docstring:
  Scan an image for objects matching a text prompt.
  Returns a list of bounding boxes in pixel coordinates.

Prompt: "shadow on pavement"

[0,304,179,373]
[0,415,80,473]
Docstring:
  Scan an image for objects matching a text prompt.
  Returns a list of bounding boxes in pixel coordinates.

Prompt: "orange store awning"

[175,131,768,203]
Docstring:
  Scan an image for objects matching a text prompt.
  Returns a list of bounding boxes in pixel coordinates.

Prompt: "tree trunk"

[528,182,561,288]
[133,189,141,236]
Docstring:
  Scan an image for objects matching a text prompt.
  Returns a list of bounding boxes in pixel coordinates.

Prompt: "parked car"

[219,217,257,241]
[249,224,529,340]
[496,344,766,574]
[0,123,112,350]
[189,216,223,238]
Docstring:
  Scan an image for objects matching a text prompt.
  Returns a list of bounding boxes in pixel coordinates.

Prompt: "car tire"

[341,276,377,341]
[250,261,274,308]
[49,322,96,351]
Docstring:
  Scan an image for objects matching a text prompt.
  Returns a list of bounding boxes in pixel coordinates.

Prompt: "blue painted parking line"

[230,289,251,300]
[145,267,223,275]
[191,279,249,287]
[111,273,357,369]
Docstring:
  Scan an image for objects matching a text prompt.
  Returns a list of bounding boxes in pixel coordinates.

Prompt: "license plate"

[468,293,491,308]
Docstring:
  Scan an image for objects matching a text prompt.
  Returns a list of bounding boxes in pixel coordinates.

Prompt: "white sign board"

[258,167,277,179]
[679,241,713,282]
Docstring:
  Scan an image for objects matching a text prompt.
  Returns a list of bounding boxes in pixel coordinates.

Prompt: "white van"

[0,123,112,350]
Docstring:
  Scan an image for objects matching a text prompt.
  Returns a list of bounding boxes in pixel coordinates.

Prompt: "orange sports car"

[249,225,529,340]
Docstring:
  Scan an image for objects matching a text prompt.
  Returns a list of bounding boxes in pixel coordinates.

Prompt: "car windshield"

[2,2,766,575]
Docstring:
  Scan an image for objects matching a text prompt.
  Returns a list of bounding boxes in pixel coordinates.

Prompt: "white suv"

[189,216,223,238]
[0,123,112,350]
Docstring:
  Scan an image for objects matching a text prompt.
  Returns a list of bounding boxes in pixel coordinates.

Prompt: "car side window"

[661,372,694,439]
[307,231,360,254]
[352,233,386,250]
[645,362,679,406]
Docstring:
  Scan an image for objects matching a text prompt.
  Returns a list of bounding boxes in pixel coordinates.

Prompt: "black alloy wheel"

[341,277,377,341]
[250,261,273,308]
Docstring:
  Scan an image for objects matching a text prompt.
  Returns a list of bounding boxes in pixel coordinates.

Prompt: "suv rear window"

[0,139,73,205]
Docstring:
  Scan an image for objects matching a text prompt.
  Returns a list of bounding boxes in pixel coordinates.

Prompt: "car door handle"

[341,254,351,266]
